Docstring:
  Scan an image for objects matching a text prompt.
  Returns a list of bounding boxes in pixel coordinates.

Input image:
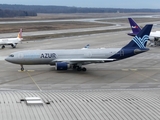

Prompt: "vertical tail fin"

[123,24,152,49]
[84,44,90,48]
[17,28,23,38]
[128,18,141,36]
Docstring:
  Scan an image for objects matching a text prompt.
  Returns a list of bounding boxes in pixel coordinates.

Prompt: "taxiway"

[0,30,160,91]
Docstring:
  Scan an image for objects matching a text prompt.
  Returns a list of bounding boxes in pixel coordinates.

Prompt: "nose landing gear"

[20,65,24,71]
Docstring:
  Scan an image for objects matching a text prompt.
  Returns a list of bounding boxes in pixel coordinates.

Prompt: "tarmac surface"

[0,19,160,119]
[1,30,160,91]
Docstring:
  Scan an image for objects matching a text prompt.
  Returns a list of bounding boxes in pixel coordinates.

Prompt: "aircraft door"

[120,50,124,56]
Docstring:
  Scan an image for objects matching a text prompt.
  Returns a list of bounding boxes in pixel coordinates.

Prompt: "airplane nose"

[5,57,9,62]
[5,57,12,62]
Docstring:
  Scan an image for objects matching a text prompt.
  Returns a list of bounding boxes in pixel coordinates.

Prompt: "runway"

[0,25,127,38]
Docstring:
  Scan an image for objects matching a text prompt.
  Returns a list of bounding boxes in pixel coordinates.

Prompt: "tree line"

[0,8,37,17]
[0,4,160,14]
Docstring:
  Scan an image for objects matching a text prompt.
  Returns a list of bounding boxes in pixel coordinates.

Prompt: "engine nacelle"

[55,62,70,70]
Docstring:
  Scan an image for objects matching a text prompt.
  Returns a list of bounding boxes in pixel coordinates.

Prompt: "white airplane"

[5,24,152,71]
[0,29,23,49]
[128,18,160,40]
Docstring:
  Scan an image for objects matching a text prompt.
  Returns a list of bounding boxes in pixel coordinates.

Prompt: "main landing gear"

[1,45,5,49]
[73,65,87,72]
[20,64,86,72]
[11,44,16,48]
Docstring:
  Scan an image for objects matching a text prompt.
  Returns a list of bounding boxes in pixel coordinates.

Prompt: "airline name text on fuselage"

[40,53,56,59]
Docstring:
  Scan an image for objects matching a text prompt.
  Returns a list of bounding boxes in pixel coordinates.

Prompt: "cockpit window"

[9,54,14,57]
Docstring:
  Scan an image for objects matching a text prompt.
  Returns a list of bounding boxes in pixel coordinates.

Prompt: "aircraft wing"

[52,58,116,64]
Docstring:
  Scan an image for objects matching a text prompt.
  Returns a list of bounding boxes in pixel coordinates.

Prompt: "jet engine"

[55,62,70,70]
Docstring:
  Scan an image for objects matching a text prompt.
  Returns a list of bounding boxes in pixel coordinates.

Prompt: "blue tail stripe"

[133,37,143,48]
[132,35,149,48]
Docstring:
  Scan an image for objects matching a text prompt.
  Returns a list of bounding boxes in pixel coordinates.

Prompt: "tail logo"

[132,35,149,48]
[131,26,138,28]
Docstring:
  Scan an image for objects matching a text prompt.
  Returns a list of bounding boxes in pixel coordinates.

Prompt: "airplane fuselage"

[5,48,147,65]
[0,38,22,45]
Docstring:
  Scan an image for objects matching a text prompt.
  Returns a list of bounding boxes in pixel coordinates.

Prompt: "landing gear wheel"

[2,45,5,49]
[11,44,16,48]
[21,67,24,71]
[73,65,77,69]
[77,67,82,71]
[82,67,87,71]
[20,65,24,71]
